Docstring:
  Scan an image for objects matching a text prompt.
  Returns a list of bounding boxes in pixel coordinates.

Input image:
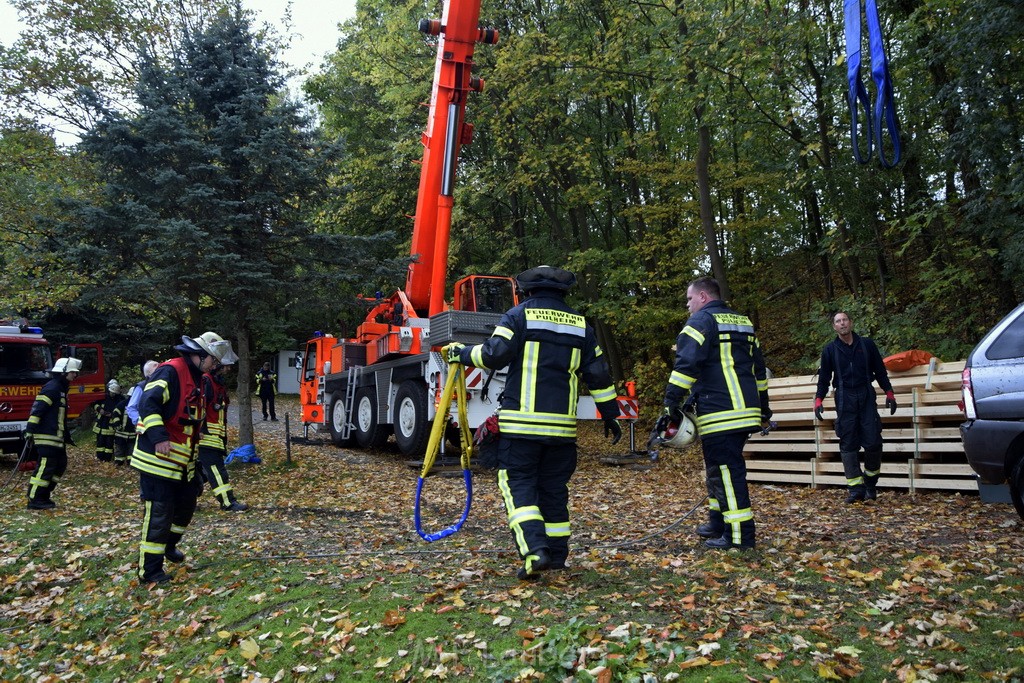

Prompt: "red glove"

[885,391,897,415]
[814,397,824,421]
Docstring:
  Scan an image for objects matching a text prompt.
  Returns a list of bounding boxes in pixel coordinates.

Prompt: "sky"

[0,0,358,82]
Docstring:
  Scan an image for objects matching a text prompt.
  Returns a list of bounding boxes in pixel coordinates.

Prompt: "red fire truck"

[296,0,638,456]
[0,320,106,454]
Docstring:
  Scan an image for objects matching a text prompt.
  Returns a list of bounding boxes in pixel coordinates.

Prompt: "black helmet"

[515,265,577,293]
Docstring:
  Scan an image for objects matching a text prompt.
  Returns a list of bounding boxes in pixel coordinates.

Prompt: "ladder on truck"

[341,366,359,441]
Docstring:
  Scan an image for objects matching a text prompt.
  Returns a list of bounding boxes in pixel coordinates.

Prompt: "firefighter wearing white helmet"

[93,378,123,463]
[659,276,771,551]
[130,330,236,584]
[25,357,83,509]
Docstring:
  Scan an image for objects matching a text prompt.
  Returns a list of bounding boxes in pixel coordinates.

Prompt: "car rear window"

[986,310,1024,360]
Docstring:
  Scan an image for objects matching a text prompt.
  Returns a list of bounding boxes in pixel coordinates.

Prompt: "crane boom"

[405,0,497,317]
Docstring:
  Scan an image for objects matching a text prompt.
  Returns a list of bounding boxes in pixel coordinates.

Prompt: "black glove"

[885,391,897,415]
[814,397,824,421]
[603,418,622,445]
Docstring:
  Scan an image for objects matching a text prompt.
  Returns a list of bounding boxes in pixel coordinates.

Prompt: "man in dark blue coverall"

[814,311,897,504]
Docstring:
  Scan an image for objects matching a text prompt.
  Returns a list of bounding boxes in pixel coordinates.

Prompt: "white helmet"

[107,379,121,394]
[194,331,239,365]
[51,357,84,374]
[659,413,697,449]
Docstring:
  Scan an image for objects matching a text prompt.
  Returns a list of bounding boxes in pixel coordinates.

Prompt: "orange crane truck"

[297,0,638,456]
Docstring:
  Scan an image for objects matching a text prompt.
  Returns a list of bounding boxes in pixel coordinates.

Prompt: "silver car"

[960,302,1024,519]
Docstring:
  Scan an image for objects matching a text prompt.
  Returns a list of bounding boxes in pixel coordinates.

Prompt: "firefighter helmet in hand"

[51,357,84,374]
[659,413,697,449]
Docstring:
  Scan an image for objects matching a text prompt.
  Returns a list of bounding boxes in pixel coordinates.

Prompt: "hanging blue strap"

[414,471,473,542]
[844,0,873,165]
[864,0,901,168]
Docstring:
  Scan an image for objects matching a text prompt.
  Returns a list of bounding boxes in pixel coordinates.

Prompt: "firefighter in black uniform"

[199,360,248,511]
[131,331,238,584]
[25,357,82,510]
[447,266,622,580]
[814,311,896,503]
[112,387,133,466]
[93,379,120,462]
[660,276,770,550]
[255,362,277,421]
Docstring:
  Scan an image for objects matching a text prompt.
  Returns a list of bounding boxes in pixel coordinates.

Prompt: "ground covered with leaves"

[2,405,1023,682]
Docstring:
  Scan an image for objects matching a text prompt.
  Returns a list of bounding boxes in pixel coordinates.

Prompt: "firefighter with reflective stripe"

[93,379,121,462]
[448,266,622,580]
[25,357,82,510]
[661,276,770,550]
[255,362,277,421]
[131,331,238,584]
[112,388,133,466]
[814,311,896,504]
[199,362,248,511]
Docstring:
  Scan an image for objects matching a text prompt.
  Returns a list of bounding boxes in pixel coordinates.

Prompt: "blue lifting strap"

[844,0,901,168]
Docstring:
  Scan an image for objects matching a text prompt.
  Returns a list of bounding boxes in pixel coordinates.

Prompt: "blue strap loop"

[845,0,901,167]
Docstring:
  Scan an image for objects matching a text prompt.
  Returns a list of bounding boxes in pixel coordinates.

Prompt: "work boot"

[864,474,879,500]
[696,521,723,539]
[165,546,186,563]
[845,486,866,504]
[705,535,755,551]
[140,553,171,584]
[516,548,551,581]
[27,499,56,510]
[222,501,249,512]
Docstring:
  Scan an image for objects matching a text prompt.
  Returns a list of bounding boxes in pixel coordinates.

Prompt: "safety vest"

[199,373,229,451]
[130,357,204,481]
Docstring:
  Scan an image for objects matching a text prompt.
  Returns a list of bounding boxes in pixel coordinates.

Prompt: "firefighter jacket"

[665,300,769,437]
[130,357,204,481]
[457,291,620,442]
[815,333,893,402]
[255,369,277,397]
[199,372,229,451]
[92,393,118,436]
[25,376,70,448]
[113,397,134,440]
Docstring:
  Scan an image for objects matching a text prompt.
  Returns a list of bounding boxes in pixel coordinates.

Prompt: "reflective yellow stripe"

[696,408,761,435]
[719,340,743,409]
[545,521,570,537]
[140,415,164,430]
[669,370,695,390]
[35,395,53,406]
[864,468,880,477]
[590,385,616,403]
[497,470,530,556]
[145,378,170,403]
[170,524,186,534]
[493,326,514,340]
[847,475,865,486]
[521,341,540,412]
[470,345,485,367]
[682,325,704,345]
[568,347,580,413]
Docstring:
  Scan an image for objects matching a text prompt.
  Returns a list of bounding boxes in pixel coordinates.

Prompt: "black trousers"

[260,394,276,419]
[28,444,67,503]
[137,472,201,580]
[702,431,755,547]
[834,386,883,454]
[199,446,236,507]
[496,437,577,566]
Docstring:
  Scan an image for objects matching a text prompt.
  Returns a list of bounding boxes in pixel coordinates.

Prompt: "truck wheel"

[393,381,430,456]
[327,395,354,447]
[1010,456,1024,521]
[353,387,390,449]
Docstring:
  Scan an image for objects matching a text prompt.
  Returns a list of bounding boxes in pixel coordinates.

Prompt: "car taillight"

[961,367,976,419]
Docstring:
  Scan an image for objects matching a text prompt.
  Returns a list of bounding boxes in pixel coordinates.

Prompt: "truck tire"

[1010,456,1024,521]
[353,387,390,449]
[327,395,354,447]
[393,381,430,457]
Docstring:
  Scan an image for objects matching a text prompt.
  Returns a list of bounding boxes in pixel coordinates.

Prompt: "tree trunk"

[234,310,254,448]
[696,121,730,301]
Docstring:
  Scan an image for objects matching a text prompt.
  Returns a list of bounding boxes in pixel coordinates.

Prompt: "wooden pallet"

[744,359,974,491]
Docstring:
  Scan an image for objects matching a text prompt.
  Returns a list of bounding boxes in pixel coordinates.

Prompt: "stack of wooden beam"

[743,359,974,492]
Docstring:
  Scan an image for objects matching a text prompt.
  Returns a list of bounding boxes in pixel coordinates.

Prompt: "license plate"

[0,423,23,432]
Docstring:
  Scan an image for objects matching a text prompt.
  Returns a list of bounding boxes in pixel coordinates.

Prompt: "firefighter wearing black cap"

[25,357,83,510]
[199,360,248,511]
[659,276,770,550]
[131,331,238,584]
[447,266,622,580]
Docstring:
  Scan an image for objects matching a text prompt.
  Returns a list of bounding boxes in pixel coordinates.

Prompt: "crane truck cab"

[0,321,106,455]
